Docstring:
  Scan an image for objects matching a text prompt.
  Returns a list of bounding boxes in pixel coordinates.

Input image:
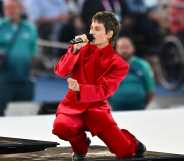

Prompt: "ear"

[107,30,113,39]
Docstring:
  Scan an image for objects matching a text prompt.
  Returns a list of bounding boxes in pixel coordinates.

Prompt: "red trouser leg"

[98,126,137,158]
[52,113,88,155]
[86,107,137,159]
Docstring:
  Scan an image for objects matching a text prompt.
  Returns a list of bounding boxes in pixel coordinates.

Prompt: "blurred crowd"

[0,0,184,116]
[0,1,182,48]
[21,0,184,53]
[21,0,184,77]
[0,0,183,68]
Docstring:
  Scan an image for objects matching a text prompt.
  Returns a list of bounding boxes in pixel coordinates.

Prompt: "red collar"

[90,43,114,56]
[99,43,113,55]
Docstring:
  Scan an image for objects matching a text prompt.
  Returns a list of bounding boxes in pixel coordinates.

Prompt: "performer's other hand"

[67,78,80,91]
[73,34,88,53]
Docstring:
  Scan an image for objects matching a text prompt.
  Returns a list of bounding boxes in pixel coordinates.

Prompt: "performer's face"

[90,20,113,48]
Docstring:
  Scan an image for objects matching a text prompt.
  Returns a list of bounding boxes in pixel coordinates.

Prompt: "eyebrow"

[90,25,101,29]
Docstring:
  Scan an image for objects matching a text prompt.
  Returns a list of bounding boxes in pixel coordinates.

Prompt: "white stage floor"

[0,108,184,155]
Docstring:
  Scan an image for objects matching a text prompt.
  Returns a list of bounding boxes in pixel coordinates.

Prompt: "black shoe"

[72,153,87,161]
[72,137,91,161]
[135,140,146,157]
[86,137,91,146]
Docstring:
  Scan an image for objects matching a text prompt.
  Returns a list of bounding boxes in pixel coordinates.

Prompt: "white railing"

[38,39,68,49]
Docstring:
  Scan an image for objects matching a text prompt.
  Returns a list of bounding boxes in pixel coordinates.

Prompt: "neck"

[121,55,132,61]
[11,16,21,24]
[96,42,109,49]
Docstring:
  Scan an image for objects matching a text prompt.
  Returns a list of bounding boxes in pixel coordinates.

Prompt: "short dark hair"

[92,11,120,42]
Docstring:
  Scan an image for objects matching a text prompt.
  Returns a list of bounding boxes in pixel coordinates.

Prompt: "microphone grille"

[86,33,94,42]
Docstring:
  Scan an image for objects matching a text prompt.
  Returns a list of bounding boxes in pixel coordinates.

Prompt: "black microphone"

[70,33,94,44]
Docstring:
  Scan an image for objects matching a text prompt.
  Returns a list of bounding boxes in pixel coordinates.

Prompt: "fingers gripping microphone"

[70,33,94,44]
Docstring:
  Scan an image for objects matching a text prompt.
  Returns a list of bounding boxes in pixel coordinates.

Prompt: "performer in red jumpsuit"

[52,11,146,161]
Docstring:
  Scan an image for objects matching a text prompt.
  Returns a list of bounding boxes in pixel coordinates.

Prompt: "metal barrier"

[38,39,68,49]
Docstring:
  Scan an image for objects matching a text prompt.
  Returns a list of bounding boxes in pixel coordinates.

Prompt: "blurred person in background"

[119,0,162,57]
[109,37,155,111]
[0,0,38,116]
[119,0,163,82]
[169,0,184,40]
[147,0,172,31]
[22,0,70,73]
[66,0,85,15]
[22,0,69,40]
[81,0,123,31]
[0,0,3,17]
[58,14,85,55]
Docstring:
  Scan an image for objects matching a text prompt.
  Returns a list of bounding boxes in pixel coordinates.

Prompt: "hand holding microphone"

[70,33,94,53]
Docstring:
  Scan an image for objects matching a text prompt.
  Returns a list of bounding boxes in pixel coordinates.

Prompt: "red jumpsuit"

[52,43,137,158]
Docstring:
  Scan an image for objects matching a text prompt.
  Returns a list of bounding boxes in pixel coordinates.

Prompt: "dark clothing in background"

[119,0,162,57]
[81,0,105,29]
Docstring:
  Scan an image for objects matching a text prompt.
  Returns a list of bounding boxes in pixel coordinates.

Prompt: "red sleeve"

[78,60,129,102]
[54,46,80,78]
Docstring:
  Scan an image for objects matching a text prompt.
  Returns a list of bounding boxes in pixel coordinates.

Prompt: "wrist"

[72,47,80,54]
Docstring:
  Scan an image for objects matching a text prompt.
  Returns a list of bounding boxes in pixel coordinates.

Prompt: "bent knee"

[52,119,80,140]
